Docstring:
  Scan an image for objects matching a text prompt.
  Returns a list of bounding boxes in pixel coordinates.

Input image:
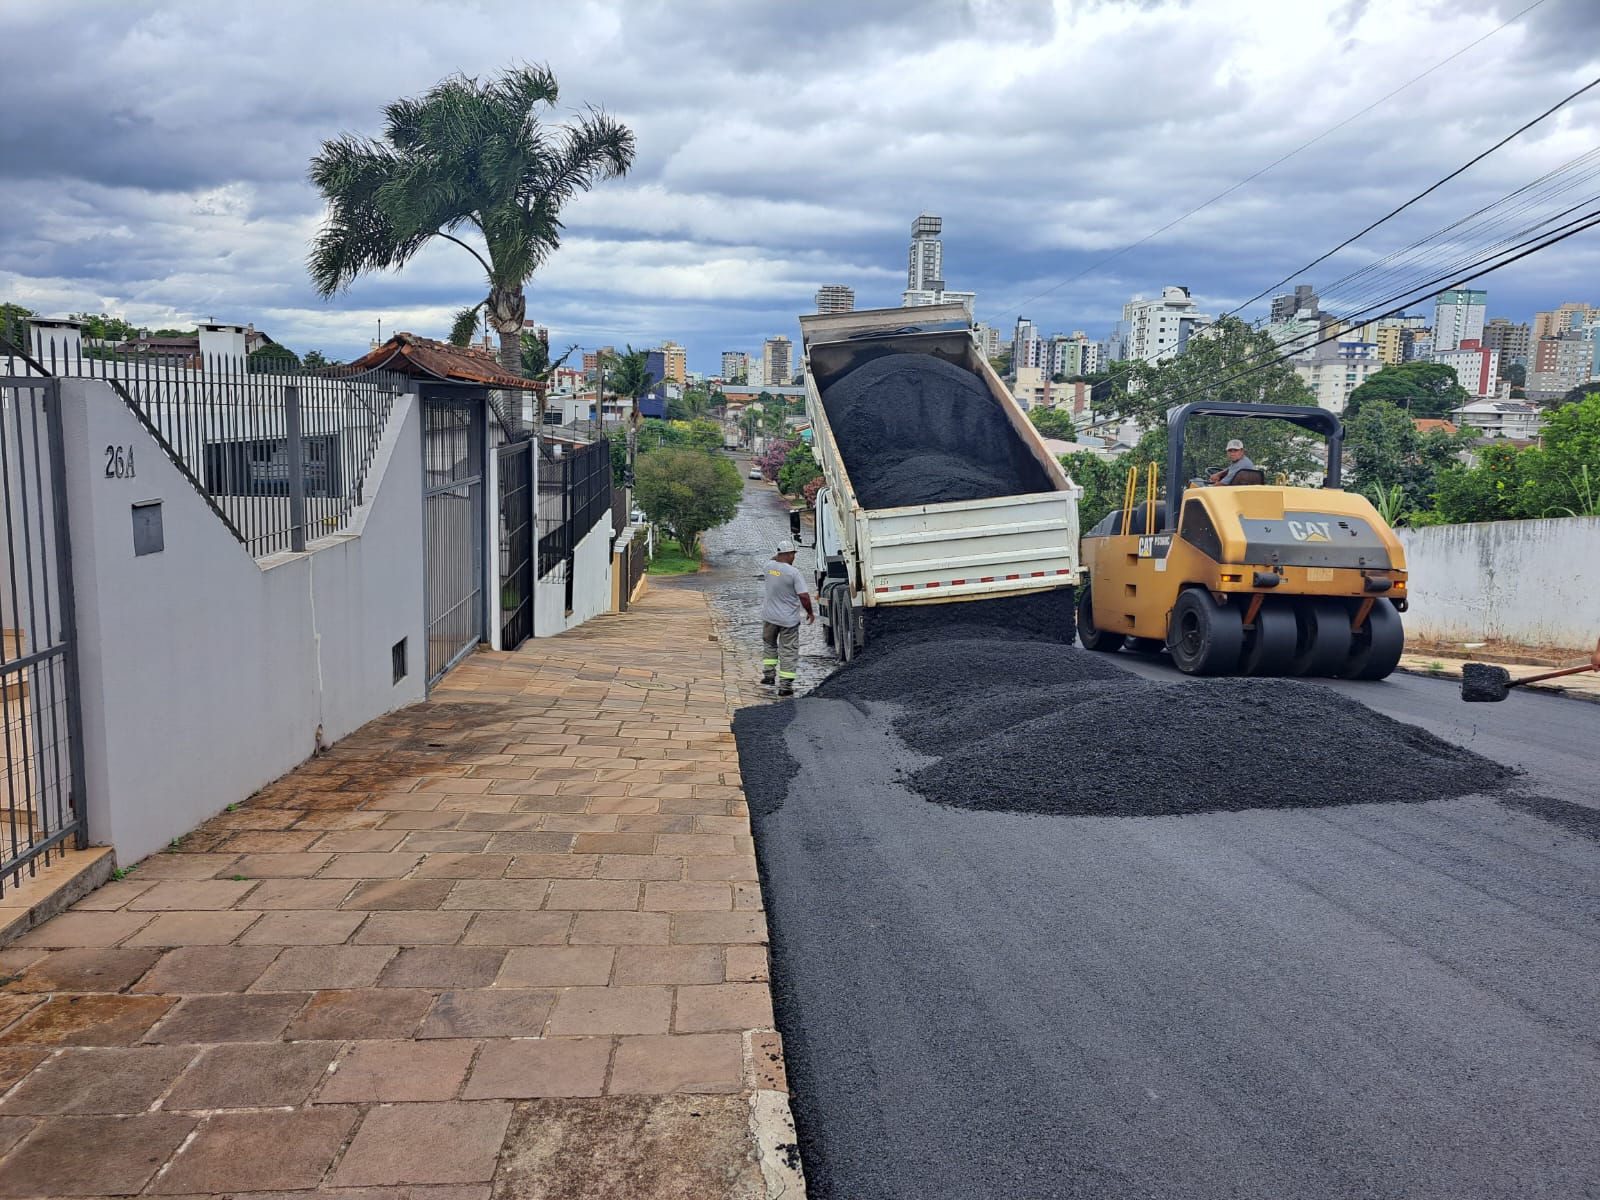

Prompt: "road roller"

[1077,401,1407,679]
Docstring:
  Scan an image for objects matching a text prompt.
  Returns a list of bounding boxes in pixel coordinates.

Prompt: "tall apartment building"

[1433,339,1500,398]
[1527,331,1594,400]
[815,285,855,314]
[907,214,943,293]
[763,335,793,386]
[1050,332,1100,379]
[1012,318,1043,373]
[1480,318,1530,370]
[1122,286,1213,364]
[902,213,976,315]
[1432,288,1487,353]
[656,341,686,384]
[720,351,748,383]
[1293,341,1384,415]
[1270,285,1319,324]
[1532,302,1596,342]
[973,322,1003,360]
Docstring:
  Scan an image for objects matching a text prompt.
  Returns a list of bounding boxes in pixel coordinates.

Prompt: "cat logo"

[1287,520,1332,543]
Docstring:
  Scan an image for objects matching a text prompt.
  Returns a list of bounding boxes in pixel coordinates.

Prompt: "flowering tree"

[756,439,794,482]
[802,476,825,508]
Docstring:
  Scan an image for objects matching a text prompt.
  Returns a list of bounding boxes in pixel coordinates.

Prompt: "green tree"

[1059,450,1129,530]
[1029,407,1078,440]
[518,331,576,382]
[777,443,823,498]
[989,348,1012,376]
[634,448,742,553]
[70,312,139,342]
[1432,442,1530,523]
[1344,362,1468,420]
[308,64,635,381]
[1525,393,1600,515]
[301,349,338,370]
[1125,317,1322,485]
[1343,399,1472,520]
[0,303,34,350]
[1557,384,1599,408]
[1502,361,1526,387]
[247,342,301,373]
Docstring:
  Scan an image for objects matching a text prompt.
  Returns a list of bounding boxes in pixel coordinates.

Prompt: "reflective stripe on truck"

[875,568,1075,593]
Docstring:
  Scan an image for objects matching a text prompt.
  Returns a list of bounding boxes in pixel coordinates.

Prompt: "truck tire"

[1076,586,1125,653]
[1241,602,1297,676]
[838,601,858,663]
[1337,599,1404,681]
[820,582,838,648]
[1288,598,1353,677]
[1167,588,1244,676]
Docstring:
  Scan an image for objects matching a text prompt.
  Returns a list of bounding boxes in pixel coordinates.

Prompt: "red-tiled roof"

[1413,419,1458,433]
[344,333,543,389]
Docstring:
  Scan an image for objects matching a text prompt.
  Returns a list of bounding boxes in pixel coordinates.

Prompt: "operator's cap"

[1225,438,1245,450]
[776,539,798,554]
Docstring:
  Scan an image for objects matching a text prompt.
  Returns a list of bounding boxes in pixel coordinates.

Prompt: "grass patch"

[648,543,702,576]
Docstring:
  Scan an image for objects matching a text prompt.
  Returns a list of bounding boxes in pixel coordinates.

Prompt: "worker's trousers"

[762,621,800,682]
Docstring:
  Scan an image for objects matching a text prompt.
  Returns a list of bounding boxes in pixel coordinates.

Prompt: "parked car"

[748,467,763,480]
[630,507,646,524]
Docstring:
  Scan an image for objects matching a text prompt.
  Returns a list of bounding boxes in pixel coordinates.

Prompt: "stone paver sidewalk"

[0,586,798,1198]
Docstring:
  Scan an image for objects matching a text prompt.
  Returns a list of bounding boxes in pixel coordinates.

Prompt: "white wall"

[534,517,614,638]
[1397,516,1600,649]
[60,379,427,864]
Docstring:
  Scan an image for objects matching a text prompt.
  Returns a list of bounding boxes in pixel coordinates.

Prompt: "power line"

[1154,206,1600,415]
[1228,71,1600,317]
[984,0,1553,325]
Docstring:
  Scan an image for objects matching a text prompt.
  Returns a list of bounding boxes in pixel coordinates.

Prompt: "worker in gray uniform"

[760,539,814,697]
[1209,439,1256,485]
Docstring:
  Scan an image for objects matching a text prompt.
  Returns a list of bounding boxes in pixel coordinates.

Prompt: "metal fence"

[498,439,535,651]
[537,439,612,615]
[0,377,87,894]
[618,525,649,612]
[3,328,403,559]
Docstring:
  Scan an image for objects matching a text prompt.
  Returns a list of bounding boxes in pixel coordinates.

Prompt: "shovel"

[1460,661,1596,703]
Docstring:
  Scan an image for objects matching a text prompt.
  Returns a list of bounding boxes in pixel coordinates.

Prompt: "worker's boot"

[759,669,775,687]
[776,677,795,698]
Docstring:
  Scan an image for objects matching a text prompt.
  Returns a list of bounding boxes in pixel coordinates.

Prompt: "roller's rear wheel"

[1288,599,1353,677]
[1338,599,1404,680]
[1167,589,1244,676]
[1077,586,1126,653]
[1242,602,1298,676]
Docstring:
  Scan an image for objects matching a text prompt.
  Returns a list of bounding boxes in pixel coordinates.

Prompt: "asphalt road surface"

[746,650,1600,1199]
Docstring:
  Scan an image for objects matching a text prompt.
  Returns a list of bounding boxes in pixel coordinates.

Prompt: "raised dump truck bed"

[799,304,1081,659]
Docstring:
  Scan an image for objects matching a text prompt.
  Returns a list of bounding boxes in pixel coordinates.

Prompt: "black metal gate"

[537,439,612,616]
[423,397,485,686]
[497,439,534,651]
[0,377,87,893]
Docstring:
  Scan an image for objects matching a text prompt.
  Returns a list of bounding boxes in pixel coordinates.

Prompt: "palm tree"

[607,346,658,476]
[307,64,635,386]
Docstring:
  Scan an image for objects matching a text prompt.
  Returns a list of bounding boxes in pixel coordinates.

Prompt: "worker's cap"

[1225,439,1245,450]
[775,539,798,554]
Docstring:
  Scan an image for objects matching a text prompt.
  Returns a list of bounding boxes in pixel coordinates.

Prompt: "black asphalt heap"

[819,353,1050,508]
[1462,662,1512,702]
[909,676,1515,816]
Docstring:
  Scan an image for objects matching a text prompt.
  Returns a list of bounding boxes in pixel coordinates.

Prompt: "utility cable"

[1228,71,1600,317]
[983,0,1553,325]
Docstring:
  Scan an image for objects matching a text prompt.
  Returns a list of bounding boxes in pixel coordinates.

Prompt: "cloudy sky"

[4,0,1599,374]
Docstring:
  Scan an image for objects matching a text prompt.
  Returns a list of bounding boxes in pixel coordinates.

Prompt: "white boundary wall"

[60,380,427,863]
[534,518,614,638]
[1396,516,1600,649]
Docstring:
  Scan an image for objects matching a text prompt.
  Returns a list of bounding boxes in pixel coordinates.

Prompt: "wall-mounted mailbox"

[132,500,164,556]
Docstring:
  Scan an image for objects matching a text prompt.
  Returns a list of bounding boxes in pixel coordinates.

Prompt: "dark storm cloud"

[3,0,1599,367]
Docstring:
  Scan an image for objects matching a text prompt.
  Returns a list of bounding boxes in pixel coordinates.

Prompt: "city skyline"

[4,1,1600,375]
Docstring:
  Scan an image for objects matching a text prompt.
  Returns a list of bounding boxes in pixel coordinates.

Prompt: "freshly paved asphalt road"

[748,653,1600,1200]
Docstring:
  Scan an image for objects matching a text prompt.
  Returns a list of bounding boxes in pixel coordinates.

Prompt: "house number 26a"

[104,445,136,479]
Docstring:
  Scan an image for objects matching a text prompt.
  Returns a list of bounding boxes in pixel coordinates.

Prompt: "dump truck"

[1078,401,1408,679]
[797,304,1081,660]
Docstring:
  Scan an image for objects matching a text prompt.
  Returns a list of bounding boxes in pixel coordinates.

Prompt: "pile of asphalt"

[1462,662,1512,703]
[908,676,1516,817]
[820,353,1050,509]
[814,634,1122,705]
